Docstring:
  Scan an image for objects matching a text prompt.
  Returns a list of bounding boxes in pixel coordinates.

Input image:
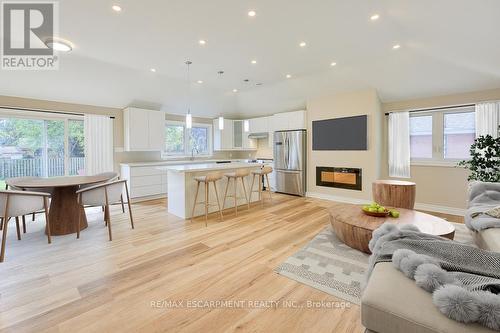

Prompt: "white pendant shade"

[218,116,224,130]
[186,113,192,129]
[244,120,249,132]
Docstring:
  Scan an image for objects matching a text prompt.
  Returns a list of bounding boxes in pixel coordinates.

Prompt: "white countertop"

[158,162,263,173]
[120,159,244,167]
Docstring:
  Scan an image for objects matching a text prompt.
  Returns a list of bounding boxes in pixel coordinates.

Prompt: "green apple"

[377,207,386,213]
[363,205,370,211]
[368,207,378,213]
[390,210,400,218]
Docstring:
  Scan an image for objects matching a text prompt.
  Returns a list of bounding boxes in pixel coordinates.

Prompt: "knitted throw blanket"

[366,223,500,330]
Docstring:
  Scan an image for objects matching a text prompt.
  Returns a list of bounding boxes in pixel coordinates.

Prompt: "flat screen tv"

[312,115,367,150]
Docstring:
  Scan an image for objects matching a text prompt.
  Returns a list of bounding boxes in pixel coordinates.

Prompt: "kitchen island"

[157,162,263,219]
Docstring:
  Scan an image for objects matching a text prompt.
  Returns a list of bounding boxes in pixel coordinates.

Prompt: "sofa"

[361,182,500,333]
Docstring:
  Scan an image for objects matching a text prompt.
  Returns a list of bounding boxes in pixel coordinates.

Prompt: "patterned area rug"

[275,223,474,305]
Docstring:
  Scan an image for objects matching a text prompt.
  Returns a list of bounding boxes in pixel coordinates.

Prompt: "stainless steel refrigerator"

[273,130,306,196]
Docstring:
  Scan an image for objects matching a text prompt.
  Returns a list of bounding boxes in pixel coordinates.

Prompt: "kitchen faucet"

[190,146,199,160]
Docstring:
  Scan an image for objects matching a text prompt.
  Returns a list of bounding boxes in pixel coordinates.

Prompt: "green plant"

[457,134,500,182]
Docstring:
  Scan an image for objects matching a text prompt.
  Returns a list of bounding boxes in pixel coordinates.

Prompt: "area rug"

[275,223,474,304]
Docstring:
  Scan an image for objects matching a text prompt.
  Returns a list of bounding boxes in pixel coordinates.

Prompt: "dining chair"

[0,190,52,262]
[1,177,52,235]
[80,172,125,213]
[76,179,133,241]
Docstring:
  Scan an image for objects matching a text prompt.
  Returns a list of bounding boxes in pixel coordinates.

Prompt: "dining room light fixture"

[248,10,256,17]
[299,41,307,47]
[244,120,250,132]
[199,40,206,45]
[112,5,122,12]
[218,116,224,130]
[185,60,193,129]
[393,44,401,50]
[370,14,380,21]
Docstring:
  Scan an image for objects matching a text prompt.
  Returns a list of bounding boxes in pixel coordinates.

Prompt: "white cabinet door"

[233,120,243,148]
[287,110,306,130]
[148,110,165,151]
[124,108,149,151]
[222,119,233,149]
[214,119,234,151]
[271,112,289,131]
[249,116,269,133]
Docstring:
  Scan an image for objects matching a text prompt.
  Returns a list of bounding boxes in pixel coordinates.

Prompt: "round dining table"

[6,175,113,235]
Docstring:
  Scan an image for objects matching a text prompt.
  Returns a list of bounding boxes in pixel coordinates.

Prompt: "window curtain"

[388,111,411,178]
[475,102,500,138]
[84,114,114,175]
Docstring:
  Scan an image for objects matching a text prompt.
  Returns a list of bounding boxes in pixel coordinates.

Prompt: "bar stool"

[222,169,250,216]
[191,173,223,226]
[249,166,273,206]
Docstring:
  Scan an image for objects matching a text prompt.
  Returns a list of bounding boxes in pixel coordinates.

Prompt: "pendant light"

[217,70,224,130]
[185,60,192,129]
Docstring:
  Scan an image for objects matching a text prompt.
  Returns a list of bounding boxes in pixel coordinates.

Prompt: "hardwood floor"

[0,194,461,333]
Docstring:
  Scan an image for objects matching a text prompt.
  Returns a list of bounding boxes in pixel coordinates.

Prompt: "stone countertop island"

[157,162,263,219]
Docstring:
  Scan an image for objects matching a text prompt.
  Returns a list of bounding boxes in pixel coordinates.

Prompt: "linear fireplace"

[316,167,362,191]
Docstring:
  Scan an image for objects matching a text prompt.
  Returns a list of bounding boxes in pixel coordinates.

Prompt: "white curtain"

[388,111,411,178]
[84,114,114,175]
[475,102,500,138]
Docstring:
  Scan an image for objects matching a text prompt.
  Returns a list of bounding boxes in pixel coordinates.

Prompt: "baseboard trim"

[306,192,465,217]
[130,194,166,203]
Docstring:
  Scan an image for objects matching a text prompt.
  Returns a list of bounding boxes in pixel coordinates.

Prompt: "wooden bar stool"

[222,169,250,216]
[250,166,273,206]
[191,173,223,226]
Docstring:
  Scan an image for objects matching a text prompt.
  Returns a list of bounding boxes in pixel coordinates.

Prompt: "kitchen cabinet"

[124,107,165,151]
[213,118,256,151]
[233,120,243,148]
[249,117,269,133]
[213,118,233,151]
[120,164,167,200]
[271,110,306,131]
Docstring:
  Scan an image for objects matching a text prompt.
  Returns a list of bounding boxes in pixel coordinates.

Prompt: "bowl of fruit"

[362,202,400,218]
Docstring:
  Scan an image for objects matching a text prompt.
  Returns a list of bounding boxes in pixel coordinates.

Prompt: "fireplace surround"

[316,167,362,191]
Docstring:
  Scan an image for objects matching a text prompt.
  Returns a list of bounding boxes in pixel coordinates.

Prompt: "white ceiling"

[1,0,500,117]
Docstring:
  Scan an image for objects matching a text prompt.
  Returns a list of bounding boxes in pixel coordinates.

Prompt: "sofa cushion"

[361,262,494,333]
[475,228,500,253]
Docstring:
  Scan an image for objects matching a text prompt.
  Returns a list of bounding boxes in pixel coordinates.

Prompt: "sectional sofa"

[361,183,500,333]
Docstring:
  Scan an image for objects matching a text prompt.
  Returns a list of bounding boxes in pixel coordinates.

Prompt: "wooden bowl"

[362,209,390,217]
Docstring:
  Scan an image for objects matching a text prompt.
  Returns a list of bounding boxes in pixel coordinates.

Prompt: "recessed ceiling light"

[150,68,156,73]
[112,5,122,12]
[45,39,73,52]
[199,40,206,45]
[233,89,238,93]
[330,62,337,67]
[248,10,256,17]
[392,44,401,50]
[286,74,292,79]
[299,42,307,47]
[370,14,380,21]
[251,60,257,64]
[197,80,203,84]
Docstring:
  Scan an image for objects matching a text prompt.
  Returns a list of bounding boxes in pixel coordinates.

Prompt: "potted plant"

[457,134,500,182]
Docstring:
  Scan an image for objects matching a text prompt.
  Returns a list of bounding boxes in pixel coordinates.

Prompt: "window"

[409,107,475,164]
[443,112,475,159]
[164,121,212,157]
[0,110,85,188]
[410,115,432,159]
[165,124,185,155]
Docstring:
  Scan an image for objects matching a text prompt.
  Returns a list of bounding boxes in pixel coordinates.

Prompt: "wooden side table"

[372,180,416,209]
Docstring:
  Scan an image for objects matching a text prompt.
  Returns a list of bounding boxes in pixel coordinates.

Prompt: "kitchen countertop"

[157,162,263,173]
[120,159,245,167]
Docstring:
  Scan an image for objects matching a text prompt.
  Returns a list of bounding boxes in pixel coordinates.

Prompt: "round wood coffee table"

[6,175,113,235]
[329,203,455,253]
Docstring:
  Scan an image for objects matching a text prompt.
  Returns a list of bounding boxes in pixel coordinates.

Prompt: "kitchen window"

[409,106,475,165]
[164,120,212,157]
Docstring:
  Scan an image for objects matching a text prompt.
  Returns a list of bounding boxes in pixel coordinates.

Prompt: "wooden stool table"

[329,203,455,253]
[372,180,416,209]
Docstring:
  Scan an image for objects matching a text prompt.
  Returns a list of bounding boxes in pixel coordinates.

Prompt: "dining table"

[6,174,113,235]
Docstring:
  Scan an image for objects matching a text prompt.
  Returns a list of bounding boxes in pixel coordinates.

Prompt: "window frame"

[0,108,84,176]
[409,106,475,166]
[162,120,213,158]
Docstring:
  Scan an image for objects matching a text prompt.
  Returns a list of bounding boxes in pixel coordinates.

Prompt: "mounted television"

[312,115,367,150]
